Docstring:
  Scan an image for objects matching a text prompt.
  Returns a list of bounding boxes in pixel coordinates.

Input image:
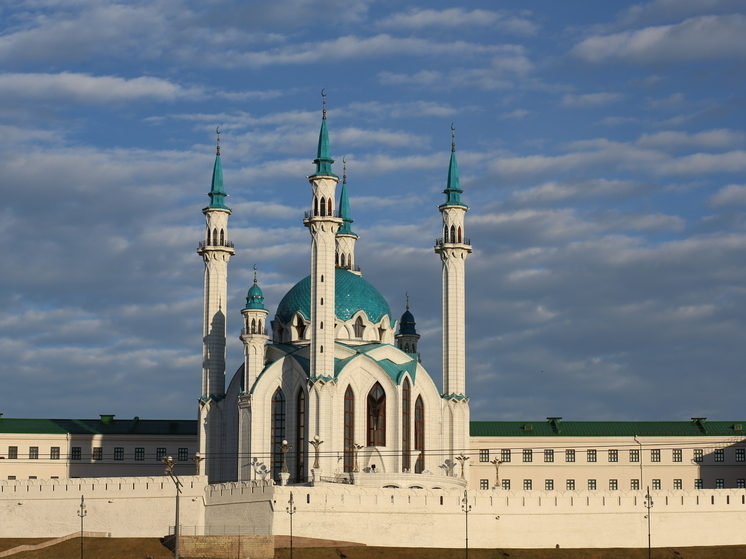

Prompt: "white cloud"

[572,15,746,64]
[499,109,531,120]
[0,72,196,103]
[636,129,743,150]
[561,92,624,108]
[709,184,746,207]
[378,8,538,35]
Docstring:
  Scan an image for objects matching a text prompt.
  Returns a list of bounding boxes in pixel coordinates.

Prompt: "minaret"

[240,268,269,391]
[197,129,235,483]
[335,157,360,274]
[303,93,342,473]
[434,125,472,464]
[395,295,421,357]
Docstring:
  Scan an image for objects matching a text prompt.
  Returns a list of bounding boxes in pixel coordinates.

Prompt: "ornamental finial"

[406,292,409,310]
[342,155,347,184]
[216,126,221,156]
[321,89,327,120]
[451,123,456,153]
[253,263,258,285]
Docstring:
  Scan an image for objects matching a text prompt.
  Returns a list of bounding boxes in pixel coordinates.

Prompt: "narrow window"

[480,479,489,490]
[156,448,167,461]
[8,446,17,459]
[523,449,532,462]
[457,226,462,243]
[545,479,554,490]
[523,479,532,490]
[178,448,188,462]
[314,197,319,216]
[344,386,354,472]
[114,447,124,461]
[565,449,575,462]
[566,479,575,490]
[672,449,682,463]
[320,197,326,216]
[715,449,724,462]
[652,479,661,490]
[693,449,703,462]
[320,275,324,282]
[297,391,306,482]
[414,395,425,473]
[480,449,490,462]
[502,479,511,490]
[631,479,640,490]
[320,345,323,353]
[544,449,554,463]
[320,322,323,329]
[134,448,144,461]
[650,449,661,462]
[609,479,618,491]
[629,449,640,462]
[212,228,218,246]
[354,316,365,338]
[674,479,683,490]
[402,379,411,472]
[450,225,456,243]
[271,388,286,481]
[737,449,746,462]
[251,318,257,334]
[327,198,332,216]
[341,253,346,268]
[29,447,39,460]
[50,447,60,460]
[588,479,597,491]
[72,447,82,460]
[501,449,511,462]
[695,479,703,489]
[92,447,102,461]
[206,229,211,245]
[367,383,386,446]
[715,479,724,489]
[220,229,225,245]
[587,449,597,462]
[608,449,618,462]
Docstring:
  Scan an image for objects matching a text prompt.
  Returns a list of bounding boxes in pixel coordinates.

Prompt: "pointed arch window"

[457,226,462,243]
[327,198,333,216]
[206,229,211,245]
[296,391,306,482]
[344,386,354,472]
[340,253,346,268]
[212,228,218,246]
[220,229,225,245]
[402,379,411,472]
[271,388,286,480]
[450,225,456,243]
[314,197,319,217]
[320,197,327,216]
[251,318,257,334]
[414,396,424,473]
[294,317,305,340]
[354,316,365,338]
[367,383,386,446]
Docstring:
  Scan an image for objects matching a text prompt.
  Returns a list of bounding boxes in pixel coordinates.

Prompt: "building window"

[71,447,82,461]
[544,449,554,463]
[135,447,144,461]
[650,449,660,463]
[402,379,411,472]
[92,447,102,461]
[565,449,575,463]
[297,391,306,482]
[608,449,618,463]
[545,479,554,491]
[609,479,618,491]
[344,386,354,472]
[588,479,597,491]
[178,448,188,462]
[736,449,745,463]
[523,479,532,490]
[353,316,365,338]
[114,447,124,461]
[587,450,597,463]
[8,446,17,459]
[693,449,703,462]
[271,388,286,480]
[367,382,386,447]
[674,479,683,490]
[715,449,724,462]
[502,479,511,490]
[156,448,167,461]
[737,479,746,489]
[50,447,60,460]
[629,449,640,462]
[501,449,511,463]
[480,449,490,462]
[29,476,37,480]
[631,479,640,490]
[716,479,725,489]
[652,479,661,490]
[7,476,16,480]
[480,479,489,490]
[695,479,703,489]
[566,479,575,490]
[672,449,682,462]
[29,447,38,460]
[522,449,532,463]
[414,396,425,473]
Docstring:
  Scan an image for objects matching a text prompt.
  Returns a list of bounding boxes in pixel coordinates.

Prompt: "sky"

[1,0,745,423]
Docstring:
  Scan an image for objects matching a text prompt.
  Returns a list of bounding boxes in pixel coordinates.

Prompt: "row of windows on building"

[478,448,744,464]
[478,478,746,491]
[4,446,190,461]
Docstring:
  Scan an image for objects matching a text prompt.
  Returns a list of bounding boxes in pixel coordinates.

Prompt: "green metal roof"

[204,151,230,211]
[309,118,338,179]
[245,281,266,310]
[0,417,197,436]
[470,420,746,437]
[275,267,394,326]
[337,180,356,236]
[440,149,467,209]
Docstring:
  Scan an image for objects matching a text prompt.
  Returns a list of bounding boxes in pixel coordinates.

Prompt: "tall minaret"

[240,268,269,390]
[196,129,235,483]
[434,126,472,463]
[303,93,341,472]
[335,158,360,275]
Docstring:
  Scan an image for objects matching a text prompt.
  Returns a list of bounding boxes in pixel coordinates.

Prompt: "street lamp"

[310,435,323,469]
[162,456,183,559]
[455,454,470,480]
[191,452,203,475]
[461,489,472,559]
[280,440,292,474]
[490,458,503,488]
[352,443,363,473]
[644,486,654,559]
[76,495,86,559]
[286,491,297,559]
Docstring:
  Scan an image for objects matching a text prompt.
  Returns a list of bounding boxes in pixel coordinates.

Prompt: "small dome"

[398,309,417,335]
[245,283,265,310]
[276,268,393,325]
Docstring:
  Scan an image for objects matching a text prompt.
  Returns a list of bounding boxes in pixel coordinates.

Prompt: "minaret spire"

[310,90,338,179]
[336,156,360,273]
[207,126,229,210]
[442,123,464,207]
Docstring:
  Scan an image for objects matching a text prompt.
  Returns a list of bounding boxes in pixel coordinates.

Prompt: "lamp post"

[286,491,297,559]
[644,486,653,559]
[461,489,471,559]
[192,452,203,475]
[162,456,183,559]
[280,440,292,473]
[490,458,503,488]
[76,495,86,559]
[352,443,363,473]
[455,454,470,480]
[310,435,323,469]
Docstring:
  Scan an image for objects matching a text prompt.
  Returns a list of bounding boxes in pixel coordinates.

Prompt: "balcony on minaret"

[435,236,471,247]
[304,209,340,219]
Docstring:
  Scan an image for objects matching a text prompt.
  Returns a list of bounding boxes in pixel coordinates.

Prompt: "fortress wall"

[0,475,208,538]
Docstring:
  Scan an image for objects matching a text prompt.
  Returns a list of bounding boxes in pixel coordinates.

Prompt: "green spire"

[440,125,467,208]
[205,129,230,210]
[337,158,356,236]
[245,268,266,310]
[309,92,338,179]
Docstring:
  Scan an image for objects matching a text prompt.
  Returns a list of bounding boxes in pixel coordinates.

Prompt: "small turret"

[241,268,269,391]
[396,295,421,357]
[335,157,360,274]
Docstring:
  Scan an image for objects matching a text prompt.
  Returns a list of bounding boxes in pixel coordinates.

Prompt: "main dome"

[276,268,393,325]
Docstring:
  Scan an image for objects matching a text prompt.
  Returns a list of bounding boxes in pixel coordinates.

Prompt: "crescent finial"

[216,126,221,155]
[321,89,327,120]
[450,123,456,153]
[405,292,410,310]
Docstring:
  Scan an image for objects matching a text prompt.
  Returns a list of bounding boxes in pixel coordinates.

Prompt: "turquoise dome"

[398,309,417,335]
[245,283,265,310]
[276,268,393,325]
